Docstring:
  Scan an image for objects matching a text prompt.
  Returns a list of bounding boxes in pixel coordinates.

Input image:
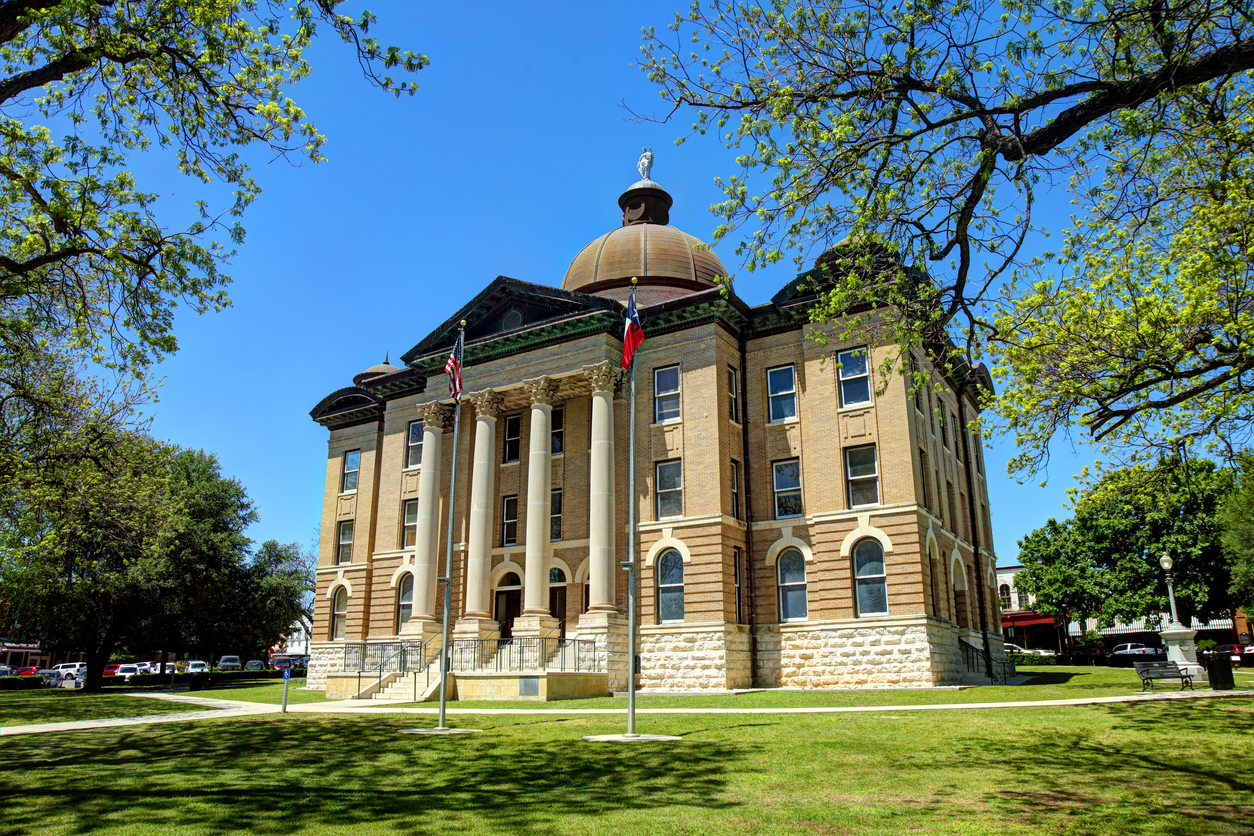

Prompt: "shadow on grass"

[0,690,201,725]
[0,715,746,835]
[958,699,1254,833]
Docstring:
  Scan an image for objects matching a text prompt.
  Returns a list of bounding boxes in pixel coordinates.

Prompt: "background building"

[307,171,1004,698]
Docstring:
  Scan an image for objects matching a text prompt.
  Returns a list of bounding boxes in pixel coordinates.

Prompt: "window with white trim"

[734,546,744,624]
[396,574,413,632]
[341,450,360,493]
[853,539,888,616]
[773,458,803,519]
[402,499,418,548]
[837,347,871,406]
[551,407,564,455]
[654,365,681,423]
[331,587,348,639]
[406,421,423,468]
[767,365,797,422]
[778,548,808,622]
[501,495,518,546]
[730,460,741,520]
[728,366,740,423]
[939,408,949,449]
[336,521,354,564]
[846,445,879,507]
[656,549,684,623]
[998,584,1011,611]
[656,460,683,519]
[503,415,521,463]
[550,489,562,541]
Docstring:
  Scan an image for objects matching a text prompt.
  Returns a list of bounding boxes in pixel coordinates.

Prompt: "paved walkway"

[2,687,1248,736]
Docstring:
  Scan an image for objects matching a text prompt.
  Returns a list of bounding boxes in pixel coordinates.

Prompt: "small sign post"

[281,667,291,714]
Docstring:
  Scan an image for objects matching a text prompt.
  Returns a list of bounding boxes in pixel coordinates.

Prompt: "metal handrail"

[959,637,1015,684]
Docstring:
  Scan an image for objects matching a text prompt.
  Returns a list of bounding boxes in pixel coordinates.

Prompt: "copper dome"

[562,180,727,297]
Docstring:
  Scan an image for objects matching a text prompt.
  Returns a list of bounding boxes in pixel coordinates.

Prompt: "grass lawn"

[2,695,1251,835]
[0,690,217,726]
[395,665,1252,710]
[196,681,328,705]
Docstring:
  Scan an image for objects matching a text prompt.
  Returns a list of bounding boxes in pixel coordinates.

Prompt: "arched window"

[331,587,348,640]
[998,584,1011,611]
[853,539,888,616]
[396,574,413,633]
[777,548,808,621]
[656,550,684,623]
[499,572,521,588]
[550,567,566,584]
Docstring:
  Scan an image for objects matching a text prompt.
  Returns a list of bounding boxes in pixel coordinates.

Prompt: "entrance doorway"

[549,567,567,637]
[494,572,522,638]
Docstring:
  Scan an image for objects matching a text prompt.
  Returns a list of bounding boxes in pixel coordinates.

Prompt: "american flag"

[445,329,464,401]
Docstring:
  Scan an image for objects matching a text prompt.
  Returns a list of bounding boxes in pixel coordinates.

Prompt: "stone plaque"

[336,495,356,519]
[402,470,420,498]
[519,676,540,696]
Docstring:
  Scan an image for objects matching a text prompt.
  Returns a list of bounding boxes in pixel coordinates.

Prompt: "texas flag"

[621,291,644,369]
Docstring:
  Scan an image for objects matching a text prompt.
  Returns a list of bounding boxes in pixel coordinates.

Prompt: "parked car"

[186,660,208,673]
[1112,643,1157,655]
[1209,644,1243,666]
[115,664,141,681]
[0,665,16,676]
[1004,643,1056,656]
[217,655,242,671]
[244,660,265,671]
[269,656,293,670]
[18,666,39,676]
[103,663,122,676]
[51,662,85,680]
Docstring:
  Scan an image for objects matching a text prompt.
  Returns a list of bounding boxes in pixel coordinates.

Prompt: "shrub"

[1008,653,1057,666]
[1197,639,1218,652]
[0,675,48,691]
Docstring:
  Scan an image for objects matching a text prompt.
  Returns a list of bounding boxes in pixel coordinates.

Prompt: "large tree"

[1218,452,1254,612]
[642,0,1254,472]
[1016,456,1237,635]
[0,1,423,473]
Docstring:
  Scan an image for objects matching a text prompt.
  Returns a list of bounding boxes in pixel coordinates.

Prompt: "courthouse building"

[307,170,1004,698]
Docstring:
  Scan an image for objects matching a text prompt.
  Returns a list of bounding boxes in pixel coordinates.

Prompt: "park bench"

[1133,661,1194,691]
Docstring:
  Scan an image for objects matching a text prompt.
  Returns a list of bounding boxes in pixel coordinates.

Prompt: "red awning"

[1002,613,1058,628]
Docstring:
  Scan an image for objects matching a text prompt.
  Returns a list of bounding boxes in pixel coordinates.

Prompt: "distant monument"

[637,147,654,182]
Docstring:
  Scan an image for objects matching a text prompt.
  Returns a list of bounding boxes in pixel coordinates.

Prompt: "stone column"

[583,362,622,613]
[513,376,560,638]
[403,401,452,636]
[456,389,503,638]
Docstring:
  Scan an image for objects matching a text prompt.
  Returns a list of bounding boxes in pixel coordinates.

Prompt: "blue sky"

[133,1,1098,564]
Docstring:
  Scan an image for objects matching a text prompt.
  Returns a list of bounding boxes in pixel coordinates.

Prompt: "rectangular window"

[727,366,740,423]
[952,413,961,460]
[939,409,949,449]
[655,460,683,519]
[501,496,518,546]
[550,489,562,541]
[654,365,681,423]
[730,460,741,520]
[503,415,521,463]
[846,445,880,507]
[918,448,930,510]
[402,499,418,548]
[773,458,803,519]
[551,407,564,455]
[340,450,360,493]
[975,433,985,475]
[406,421,423,468]
[838,347,871,406]
[734,546,744,624]
[767,365,797,422]
[336,520,354,564]
[945,480,956,530]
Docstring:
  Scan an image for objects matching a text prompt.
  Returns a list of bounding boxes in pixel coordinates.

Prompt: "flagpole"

[436,320,466,730]
[625,279,639,737]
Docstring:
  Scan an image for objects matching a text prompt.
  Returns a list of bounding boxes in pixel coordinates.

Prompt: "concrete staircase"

[372,668,442,702]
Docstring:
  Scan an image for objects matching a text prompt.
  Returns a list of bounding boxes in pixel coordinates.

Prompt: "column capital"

[522,375,559,406]
[416,401,454,430]
[582,361,624,395]
[468,389,504,419]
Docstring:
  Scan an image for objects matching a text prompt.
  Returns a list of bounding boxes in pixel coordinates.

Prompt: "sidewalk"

[2,687,1247,736]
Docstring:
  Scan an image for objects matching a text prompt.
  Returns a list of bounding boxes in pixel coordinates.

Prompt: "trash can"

[189,673,204,692]
[1206,655,1234,690]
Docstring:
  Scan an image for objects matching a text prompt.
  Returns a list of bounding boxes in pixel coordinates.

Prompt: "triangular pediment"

[400,276,619,365]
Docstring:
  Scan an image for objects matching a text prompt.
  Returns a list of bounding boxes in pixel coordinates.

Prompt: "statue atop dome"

[637,147,654,182]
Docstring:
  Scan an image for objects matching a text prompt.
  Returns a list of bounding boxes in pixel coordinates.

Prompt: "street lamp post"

[1159,552,1183,630]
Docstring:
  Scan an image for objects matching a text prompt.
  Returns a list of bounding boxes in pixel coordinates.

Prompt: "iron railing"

[959,637,1016,684]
